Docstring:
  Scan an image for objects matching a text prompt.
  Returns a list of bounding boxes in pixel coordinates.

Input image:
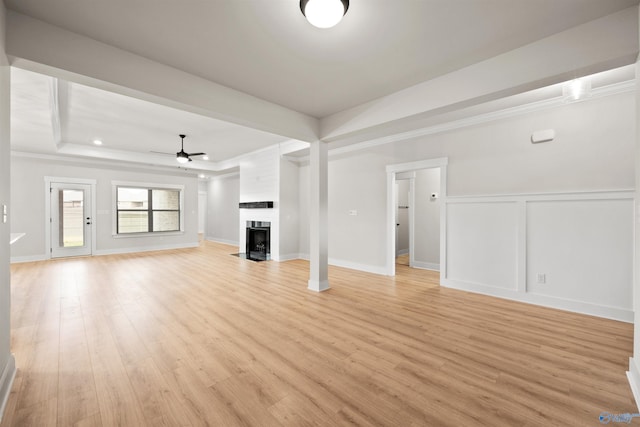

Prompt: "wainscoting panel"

[445,201,518,290]
[526,198,633,310]
[443,190,634,322]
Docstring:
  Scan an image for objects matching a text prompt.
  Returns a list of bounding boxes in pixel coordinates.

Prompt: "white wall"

[206,174,240,246]
[299,90,635,319]
[298,163,310,260]
[0,3,15,421]
[389,93,635,196]
[279,158,299,260]
[198,191,207,234]
[198,180,208,235]
[10,156,199,261]
[413,168,440,269]
[323,151,388,273]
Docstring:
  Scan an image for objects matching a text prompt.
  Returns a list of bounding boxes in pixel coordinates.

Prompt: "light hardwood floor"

[1,241,635,426]
[396,254,409,266]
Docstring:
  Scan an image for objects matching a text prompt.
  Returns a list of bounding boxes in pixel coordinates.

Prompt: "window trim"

[112,181,185,237]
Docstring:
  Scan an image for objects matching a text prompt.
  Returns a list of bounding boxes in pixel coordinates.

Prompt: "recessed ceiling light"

[198,174,206,179]
[202,155,209,161]
[93,139,103,145]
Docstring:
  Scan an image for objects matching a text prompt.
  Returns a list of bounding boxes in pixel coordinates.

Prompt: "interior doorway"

[45,177,97,259]
[395,174,413,268]
[386,158,448,278]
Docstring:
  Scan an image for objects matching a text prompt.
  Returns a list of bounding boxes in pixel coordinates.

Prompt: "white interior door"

[50,183,92,258]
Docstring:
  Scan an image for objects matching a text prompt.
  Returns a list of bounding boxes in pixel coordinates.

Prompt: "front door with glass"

[50,183,92,258]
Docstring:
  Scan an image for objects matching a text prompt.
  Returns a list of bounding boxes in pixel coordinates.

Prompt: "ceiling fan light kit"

[175,134,206,163]
[300,0,349,28]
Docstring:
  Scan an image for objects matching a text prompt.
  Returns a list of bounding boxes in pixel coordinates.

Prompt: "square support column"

[308,140,329,292]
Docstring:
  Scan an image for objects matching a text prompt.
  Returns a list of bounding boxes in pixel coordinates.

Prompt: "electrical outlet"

[348,210,357,216]
[536,273,546,284]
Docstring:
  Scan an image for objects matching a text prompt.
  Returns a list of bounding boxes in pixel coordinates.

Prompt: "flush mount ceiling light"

[300,0,349,28]
[562,78,592,102]
[92,139,103,145]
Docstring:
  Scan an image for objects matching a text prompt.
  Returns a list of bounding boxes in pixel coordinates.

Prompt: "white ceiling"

[6,0,638,118]
[5,0,640,174]
[11,68,290,167]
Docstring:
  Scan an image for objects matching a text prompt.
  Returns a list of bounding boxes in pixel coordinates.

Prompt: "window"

[115,184,183,234]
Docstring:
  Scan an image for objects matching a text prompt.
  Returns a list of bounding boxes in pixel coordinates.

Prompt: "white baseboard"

[10,254,47,264]
[93,242,199,256]
[308,279,330,292]
[205,237,239,247]
[12,242,200,263]
[298,254,387,276]
[412,261,440,271]
[442,278,633,322]
[278,253,300,262]
[0,354,16,424]
[396,249,409,256]
[628,357,640,412]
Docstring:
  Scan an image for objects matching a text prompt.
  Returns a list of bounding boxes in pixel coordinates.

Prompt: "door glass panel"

[59,189,84,247]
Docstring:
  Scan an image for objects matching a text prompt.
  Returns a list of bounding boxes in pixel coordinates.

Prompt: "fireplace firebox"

[246,221,270,261]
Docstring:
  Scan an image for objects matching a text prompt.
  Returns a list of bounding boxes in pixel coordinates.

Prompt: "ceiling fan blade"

[187,152,206,157]
[149,150,175,155]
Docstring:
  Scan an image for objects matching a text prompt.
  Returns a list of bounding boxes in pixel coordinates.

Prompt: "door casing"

[45,177,97,259]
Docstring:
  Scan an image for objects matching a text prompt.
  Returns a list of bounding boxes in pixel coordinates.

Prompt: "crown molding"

[11,137,310,176]
[308,79,635,161]
[208,171,240,181]
[10,150,200,177]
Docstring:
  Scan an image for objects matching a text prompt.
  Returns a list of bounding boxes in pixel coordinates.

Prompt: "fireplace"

[245,221,270,261]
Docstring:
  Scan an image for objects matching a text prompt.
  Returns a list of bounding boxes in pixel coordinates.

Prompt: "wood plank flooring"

[1,241,635,426]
